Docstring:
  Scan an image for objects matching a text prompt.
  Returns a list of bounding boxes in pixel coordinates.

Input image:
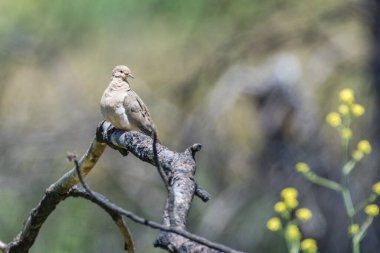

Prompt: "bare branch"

[68,142,237,253]
[97,121,210,202]
[153,131,170,191]
[68,153,134,252]
[69,186,135,252]
[116,217,134,252]
[97,121,244,252]
[195,184,211,202]
[5,137,106,253]
[3,122,241,253]
[68,186,243,253]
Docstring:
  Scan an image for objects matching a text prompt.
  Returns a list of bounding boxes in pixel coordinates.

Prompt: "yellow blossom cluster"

[326,112,341,128]
[272,188,313,220]
[326,89,365,135]
[351,104,365,117]
[339,88,365,116]
[348,224,359,236]
[280,187,299,210]
[296,208,313,221]
[267,187,317,251]
[274,201,287,213]
[339,88,355,104]
[352,140,372,161]
[365,204,379,217]
[293,88,380,252]
[286,224,301,241]
[372,182,380,195]
[295,162,310,174]
[266,217,282,232]
[301,238,318,253]
[267,187,313,228]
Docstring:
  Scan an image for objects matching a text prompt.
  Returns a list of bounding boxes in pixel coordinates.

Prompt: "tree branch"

[97,121,210,202]
[68,186,135,252]
[97,121,243,252]
[1,122,242,253]
[68,186,242,253]
[4,136,106,253]
[67,153,134,252]
[153,131,170,191]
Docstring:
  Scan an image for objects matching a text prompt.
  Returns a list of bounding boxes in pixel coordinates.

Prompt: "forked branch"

[0,122,243,253]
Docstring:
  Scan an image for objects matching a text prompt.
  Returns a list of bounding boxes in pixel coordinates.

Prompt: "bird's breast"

[100,91,131,130]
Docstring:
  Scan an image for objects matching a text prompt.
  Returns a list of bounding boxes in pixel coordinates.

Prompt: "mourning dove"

[100,65,157,137]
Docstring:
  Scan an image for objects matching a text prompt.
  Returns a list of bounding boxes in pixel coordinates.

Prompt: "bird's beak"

[128,73,135,79]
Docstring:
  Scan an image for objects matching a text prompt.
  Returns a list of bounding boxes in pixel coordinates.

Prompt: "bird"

[100,65,157,138]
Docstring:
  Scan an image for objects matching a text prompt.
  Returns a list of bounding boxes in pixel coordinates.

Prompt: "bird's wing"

[124,90,156,136]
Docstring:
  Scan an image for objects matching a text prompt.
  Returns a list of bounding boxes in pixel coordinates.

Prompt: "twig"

[68,153,134,252]
[152,131,170,191]
[69,186,135,252]
[195,184,211,202]
[66,153,95,198]
[68,186,242,253]
[68,151,241,253]
[5,137,106,253]
[115,217,134,252]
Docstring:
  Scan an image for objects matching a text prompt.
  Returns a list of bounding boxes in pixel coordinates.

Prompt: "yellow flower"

[339,88,355,104]
[281,187,299,209]
[338,104,350,115]
[281,187,298,200]
[352,150,364,161]
[266,217,282,231]
[365,204,379,217]
[341,128,352,139]
[286,224,301,241]
[351,104,365,117]
[301,238,318,253]
[348,224,359,236]
[296,208,313,221]
[295,162,310,173]
[274,201,287,213]
[326,112,341,127]
[357,140,371,155]
[285,198,299,210]
[372,182,380,195]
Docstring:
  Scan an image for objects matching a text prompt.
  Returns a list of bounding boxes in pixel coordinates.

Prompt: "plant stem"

[342,187,355,222]
[303,172,342,192]
[353,237,360,253]
[340,116,360,252]
[286,238,299,253]
[352,217,374,253]
[354,194,377,215]
[290,243,299,253]
[343,160,357,175]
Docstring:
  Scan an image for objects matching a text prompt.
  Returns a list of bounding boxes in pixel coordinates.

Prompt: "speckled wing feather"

[124,90,157,137]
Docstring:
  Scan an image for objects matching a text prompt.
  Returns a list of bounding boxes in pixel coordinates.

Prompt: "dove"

[100,65,167,188]
[100,65,157,137]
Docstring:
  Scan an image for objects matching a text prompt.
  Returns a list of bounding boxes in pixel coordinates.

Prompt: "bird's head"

[112,65,135,81]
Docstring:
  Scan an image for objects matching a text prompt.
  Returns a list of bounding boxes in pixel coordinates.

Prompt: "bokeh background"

[1,0,380,252]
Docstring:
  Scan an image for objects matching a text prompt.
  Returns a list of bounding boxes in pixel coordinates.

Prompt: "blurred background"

[1,0,379,252]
